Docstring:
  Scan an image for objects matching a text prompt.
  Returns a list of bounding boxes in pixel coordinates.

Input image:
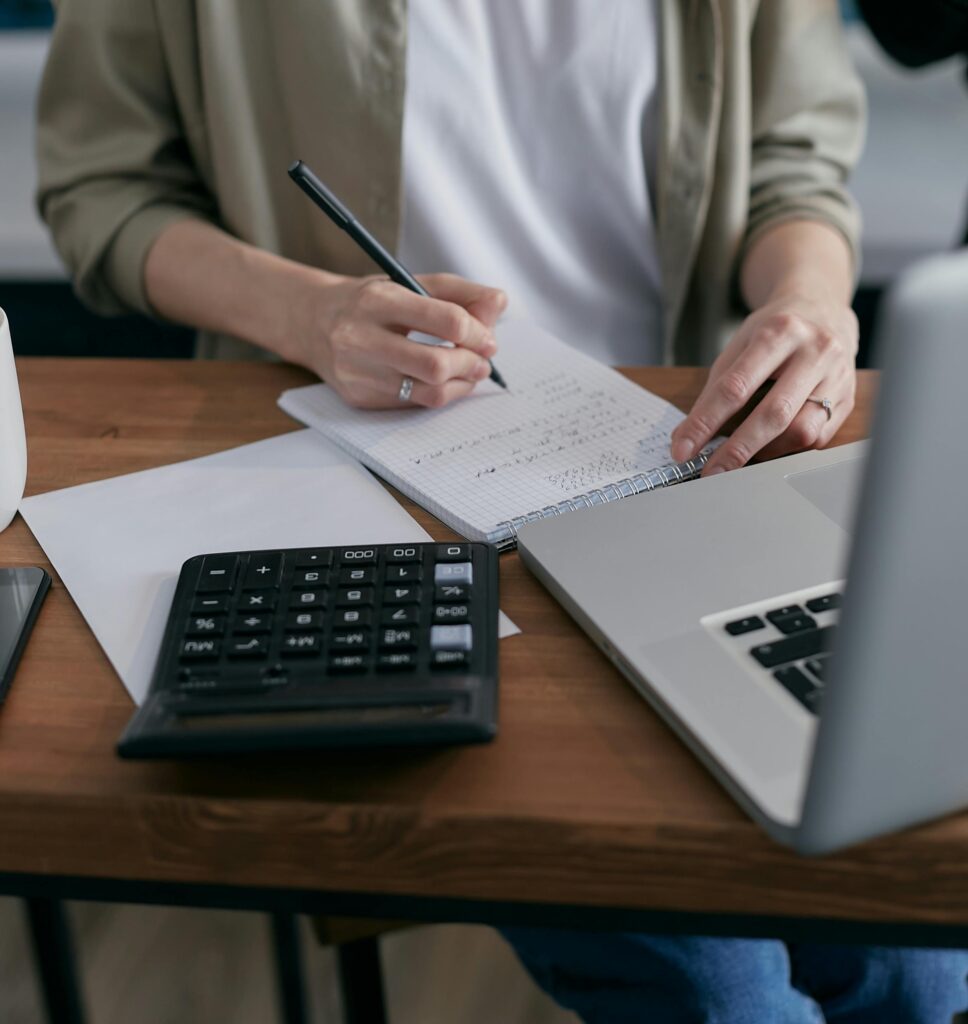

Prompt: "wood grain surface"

[4,359,965,931]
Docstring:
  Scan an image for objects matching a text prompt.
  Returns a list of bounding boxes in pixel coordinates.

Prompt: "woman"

[36,1,968,1018]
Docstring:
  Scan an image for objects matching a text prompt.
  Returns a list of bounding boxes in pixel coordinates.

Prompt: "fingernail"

[671,438,695,462]
[706,466,726,476]
[483,337,497,356]
[475,360,491,379]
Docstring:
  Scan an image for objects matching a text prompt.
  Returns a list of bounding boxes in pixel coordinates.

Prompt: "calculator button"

[336,587,375,607]
[379,627,418,650]
[436,543,470,562]
[339,547,378,566]
[330,629,370,650]
[227,636,269,658]
[286,611,324,631]
[175,674,221,693]
[435,584,471,603]
[281,633,322,656]
[233,613,272,634]
[180,638,221,660]
[243,552,283,590]
[381,606,419,627]
[339,567,375,586]
[434,562,473,585]
[433,604,469,624]
[430,624,473,651]
[192,595,229,614]
[383,585,422,605]
[336,608,372,627]
[240,591,277,611]
[432,650,469,669]
[385,545,422,563]
[293,569,330,589]
[289,590,324,610]
[329,654,369,673]
[294,549,334,568]
[385,564,422,583]
[186,615,225,636]
[377,652,417,671]
[196,554,239,593]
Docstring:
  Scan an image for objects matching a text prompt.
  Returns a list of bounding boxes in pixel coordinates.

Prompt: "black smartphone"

[0,567,51,704]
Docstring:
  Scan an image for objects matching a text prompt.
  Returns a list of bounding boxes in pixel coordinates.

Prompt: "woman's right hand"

[291,271,507,409]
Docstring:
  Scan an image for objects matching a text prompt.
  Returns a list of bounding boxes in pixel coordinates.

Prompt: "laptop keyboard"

[719,590,843,715]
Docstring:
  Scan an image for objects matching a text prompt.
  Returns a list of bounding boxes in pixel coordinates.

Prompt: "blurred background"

[2,0,967,363]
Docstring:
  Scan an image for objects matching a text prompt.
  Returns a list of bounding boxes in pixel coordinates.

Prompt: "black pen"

[288,159,507,390]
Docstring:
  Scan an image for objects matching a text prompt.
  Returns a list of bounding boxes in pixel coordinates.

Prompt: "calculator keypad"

[166,543,495,696]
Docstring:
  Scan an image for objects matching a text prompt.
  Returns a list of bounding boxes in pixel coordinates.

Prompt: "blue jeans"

[502,929,968,1023]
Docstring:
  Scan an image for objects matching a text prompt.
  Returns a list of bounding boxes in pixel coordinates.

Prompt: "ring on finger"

[805,395,833,422]
[398,376,414,403]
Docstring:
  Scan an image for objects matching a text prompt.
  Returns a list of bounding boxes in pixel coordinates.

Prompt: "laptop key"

[774,665,822,714]
[770,613,817,636]
[804,655,830,681]
[724,616,765,636]
[766,605,804,625]
[750,625,836,669]
[806,593,842,614]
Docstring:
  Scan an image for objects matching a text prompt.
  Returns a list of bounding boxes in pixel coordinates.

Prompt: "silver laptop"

[517,251,968,855]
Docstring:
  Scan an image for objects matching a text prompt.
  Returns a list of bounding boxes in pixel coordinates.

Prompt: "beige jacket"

[36,0,864,366]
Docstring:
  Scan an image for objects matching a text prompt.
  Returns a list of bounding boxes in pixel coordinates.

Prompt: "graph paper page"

[277,320,687,540]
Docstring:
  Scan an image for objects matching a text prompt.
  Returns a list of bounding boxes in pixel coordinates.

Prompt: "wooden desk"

[1,359,965,947]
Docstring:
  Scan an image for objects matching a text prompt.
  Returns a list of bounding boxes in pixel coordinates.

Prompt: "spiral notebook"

[277,320,716,550]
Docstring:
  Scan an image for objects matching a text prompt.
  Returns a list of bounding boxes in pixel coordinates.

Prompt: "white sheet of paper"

[20,429,517,705]
[20,430,428,703]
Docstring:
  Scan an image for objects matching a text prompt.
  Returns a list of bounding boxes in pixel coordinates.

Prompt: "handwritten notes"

[278,320,690,542]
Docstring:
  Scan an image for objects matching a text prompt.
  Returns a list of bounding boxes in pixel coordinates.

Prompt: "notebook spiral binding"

[493,450,712,551]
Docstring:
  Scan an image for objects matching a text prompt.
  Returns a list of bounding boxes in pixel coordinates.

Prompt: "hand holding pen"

[289,160,507,408]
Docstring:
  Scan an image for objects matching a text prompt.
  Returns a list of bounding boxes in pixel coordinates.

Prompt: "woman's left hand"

[670,292,859,475]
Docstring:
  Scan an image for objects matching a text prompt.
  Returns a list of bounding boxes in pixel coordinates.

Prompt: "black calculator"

[117,543,499,757]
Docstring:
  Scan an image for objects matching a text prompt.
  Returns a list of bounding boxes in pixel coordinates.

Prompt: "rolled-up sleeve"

[743,0,866,273]
[36,0,216,316]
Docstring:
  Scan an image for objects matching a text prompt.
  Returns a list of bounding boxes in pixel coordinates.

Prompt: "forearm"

[740,219,854,311]
[143,219,338,364]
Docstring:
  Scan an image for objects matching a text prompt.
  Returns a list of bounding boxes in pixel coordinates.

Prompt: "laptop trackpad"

[785,456,864,532]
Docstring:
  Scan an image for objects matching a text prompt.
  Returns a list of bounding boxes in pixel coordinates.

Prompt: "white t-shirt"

[398,1,664,366]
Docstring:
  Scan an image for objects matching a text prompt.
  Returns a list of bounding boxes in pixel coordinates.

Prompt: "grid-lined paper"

[278,321,691,542]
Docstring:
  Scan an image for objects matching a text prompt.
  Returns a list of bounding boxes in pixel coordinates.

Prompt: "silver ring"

[398,376,414,403]
[806,396,833,422]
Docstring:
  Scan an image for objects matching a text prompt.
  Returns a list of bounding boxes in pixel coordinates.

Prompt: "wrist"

[265,260,346,366]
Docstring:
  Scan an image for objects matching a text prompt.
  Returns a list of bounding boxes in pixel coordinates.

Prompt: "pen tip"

[489,363,508,390]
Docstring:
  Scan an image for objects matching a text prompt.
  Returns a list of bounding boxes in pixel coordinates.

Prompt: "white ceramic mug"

[0,307,27,532]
